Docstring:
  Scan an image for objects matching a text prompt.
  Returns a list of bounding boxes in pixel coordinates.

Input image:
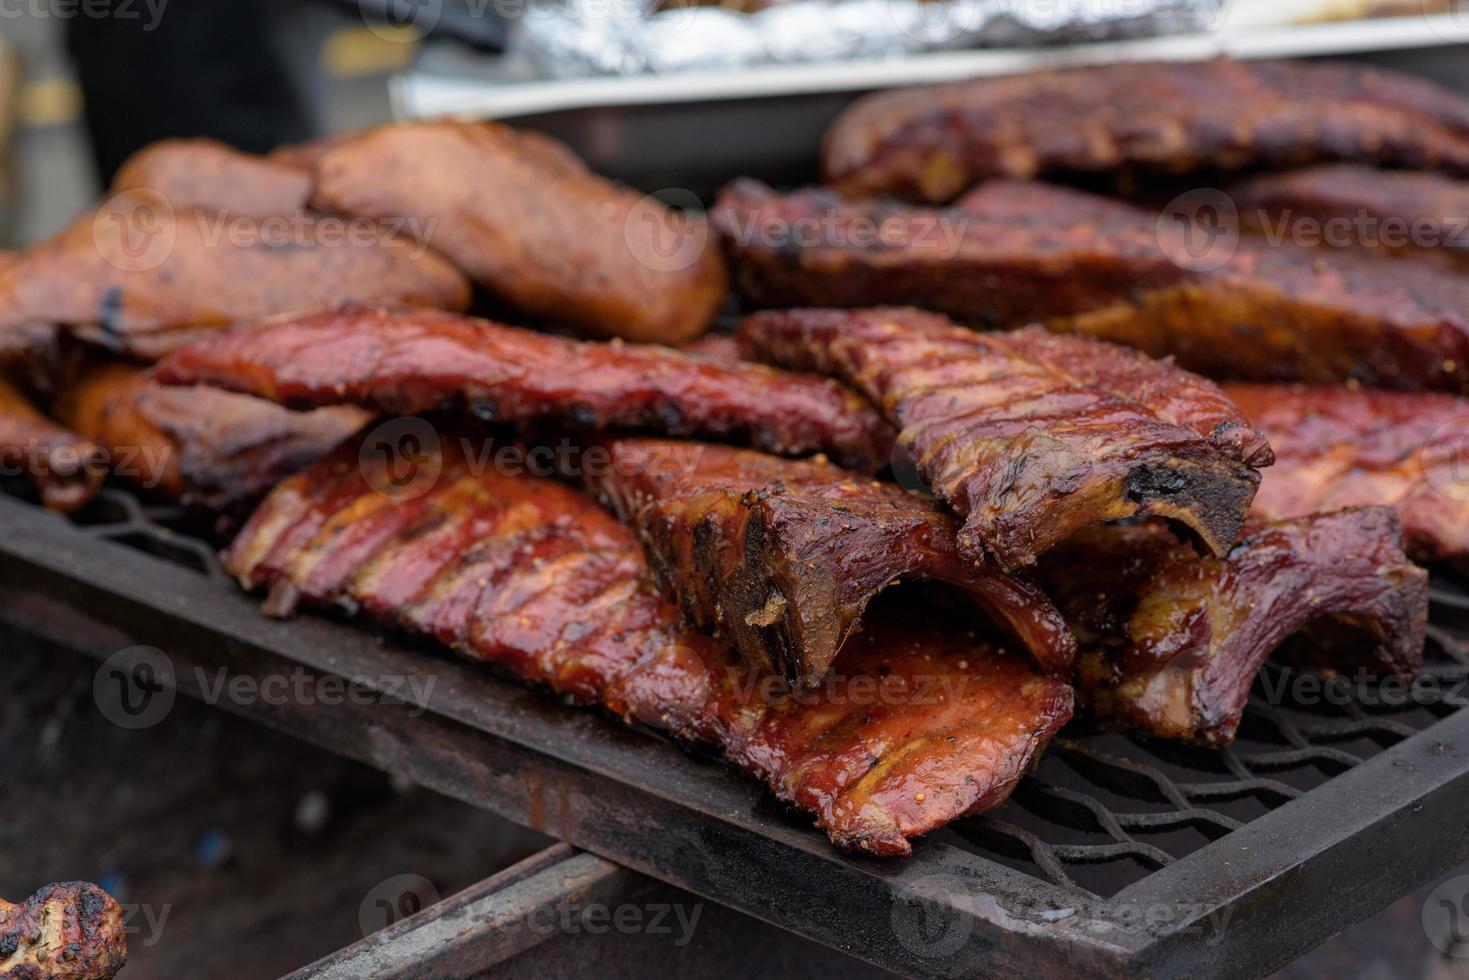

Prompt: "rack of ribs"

[737,307,1272,570]
[1231,163,1469,269]
[54,363,370,514]
[584,437,1075,684]
[0,378,106,514]
[1223,382,1469,568]
[824,57,1469,202]
[308,120,729,344]
[0,191,471,360]
[1039,507,1426,745]
[151,305,896,474]
[110,138,314,218]
[224,432,1073,857]
[0,881,127,979]
[722,179,1469,392]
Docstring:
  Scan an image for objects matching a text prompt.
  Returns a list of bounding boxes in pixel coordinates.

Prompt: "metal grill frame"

[4,487,1469,978]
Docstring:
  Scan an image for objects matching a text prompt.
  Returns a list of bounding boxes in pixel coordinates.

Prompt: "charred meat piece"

[0,881,128,979]
[111,138,313,218]
[226,434,1073,856]
[0,191,471,360]
[1223,382,1469,568]
[0,378,105,514]
[714,179,1188,326]
[1231,163,1469,268]
[585,438,1076,684]
[54,363,369,513]
[825,57,1469,202]
[1040,508,1426,745]
[738,307,1271,570]
[310,120,729,344]
[153,305,895,473]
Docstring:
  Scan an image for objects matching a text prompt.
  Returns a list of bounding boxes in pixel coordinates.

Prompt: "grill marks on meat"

[1040,508,1426,745]
[225,435,1073,856]
[0,881,128,979]
[1223,382,1469,568]
[309,120,729,344]
[585,438,1075,684]
[1231,164,1469,268]
[111,138,313,219]
[54,363,369,513]
[824,57,1469,202]
[737,307,1271,570]
[153,305,895,473]
[0,192,471,360]
[0,378,105,514]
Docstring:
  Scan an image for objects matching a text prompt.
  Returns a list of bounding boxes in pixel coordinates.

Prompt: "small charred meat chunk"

[225,434,1073,856]
[0,881,127,979]
[825,57,1469,202]
[310,120,729,343]
[586,437,1075,684]
[0,378,105,514]
[153,305,895,474]
[1041,508,1426,745]
[738,307,1271,570]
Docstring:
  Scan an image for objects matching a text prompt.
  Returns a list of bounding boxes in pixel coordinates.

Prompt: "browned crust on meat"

[111,138,314,219]
[0,882,127,979]
[0,378,106,514]
[1040,507,1426,745]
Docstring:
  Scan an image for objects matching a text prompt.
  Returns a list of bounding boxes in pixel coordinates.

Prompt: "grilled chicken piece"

[825,57,1469,202]
[309,120,729,344]
[1231,163,1469,268]
[0,881,127,979]
[715,179,1188,326]
[738,307,1272,570]
[111,138,313,218]
[153,305,896,473]
[724,179,1469,392]
[0,378,106,514]
[226,434,1073,856]
[54,362,369,513]
[1041,508,1426,745]
[585,438,1076,683]
[0,191,471,360]
[1223,382,1469,568]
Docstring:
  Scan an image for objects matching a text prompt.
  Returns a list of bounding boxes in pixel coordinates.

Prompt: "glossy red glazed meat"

[584,437,1075,684]
[825,57,1469,202]
[1040,508,1426,745]
[225,434,1073,856]
[1223,382,1469,567]
[0,881,128,979]
[0,378,106,514]
[737,307,1272,570]
[153,305,895,473]
[55,363,370,513]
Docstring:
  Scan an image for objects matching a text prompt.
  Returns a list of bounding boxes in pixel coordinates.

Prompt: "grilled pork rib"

[0,378,105,514]
[1224,383,1469,568]
[722,180,1469,392]
[825,58,1469,202]
[152,305,895,474]
[111,138,313,218]
[55,363,369,513]
[737,307,1271,570]
[225,434,1073,856]
[0,882,127,979]
[585,438,1075,683]
[1041,508,1426,745]
[309,120,729,344]
[0,192,471,360]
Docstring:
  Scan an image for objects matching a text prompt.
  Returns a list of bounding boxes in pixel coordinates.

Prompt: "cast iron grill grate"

[36,482,1469,900]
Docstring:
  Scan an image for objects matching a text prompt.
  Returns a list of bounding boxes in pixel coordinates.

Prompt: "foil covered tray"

[514,0,1227,76]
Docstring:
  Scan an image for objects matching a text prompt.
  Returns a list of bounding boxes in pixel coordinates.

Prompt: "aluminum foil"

[515,0,1227,77]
